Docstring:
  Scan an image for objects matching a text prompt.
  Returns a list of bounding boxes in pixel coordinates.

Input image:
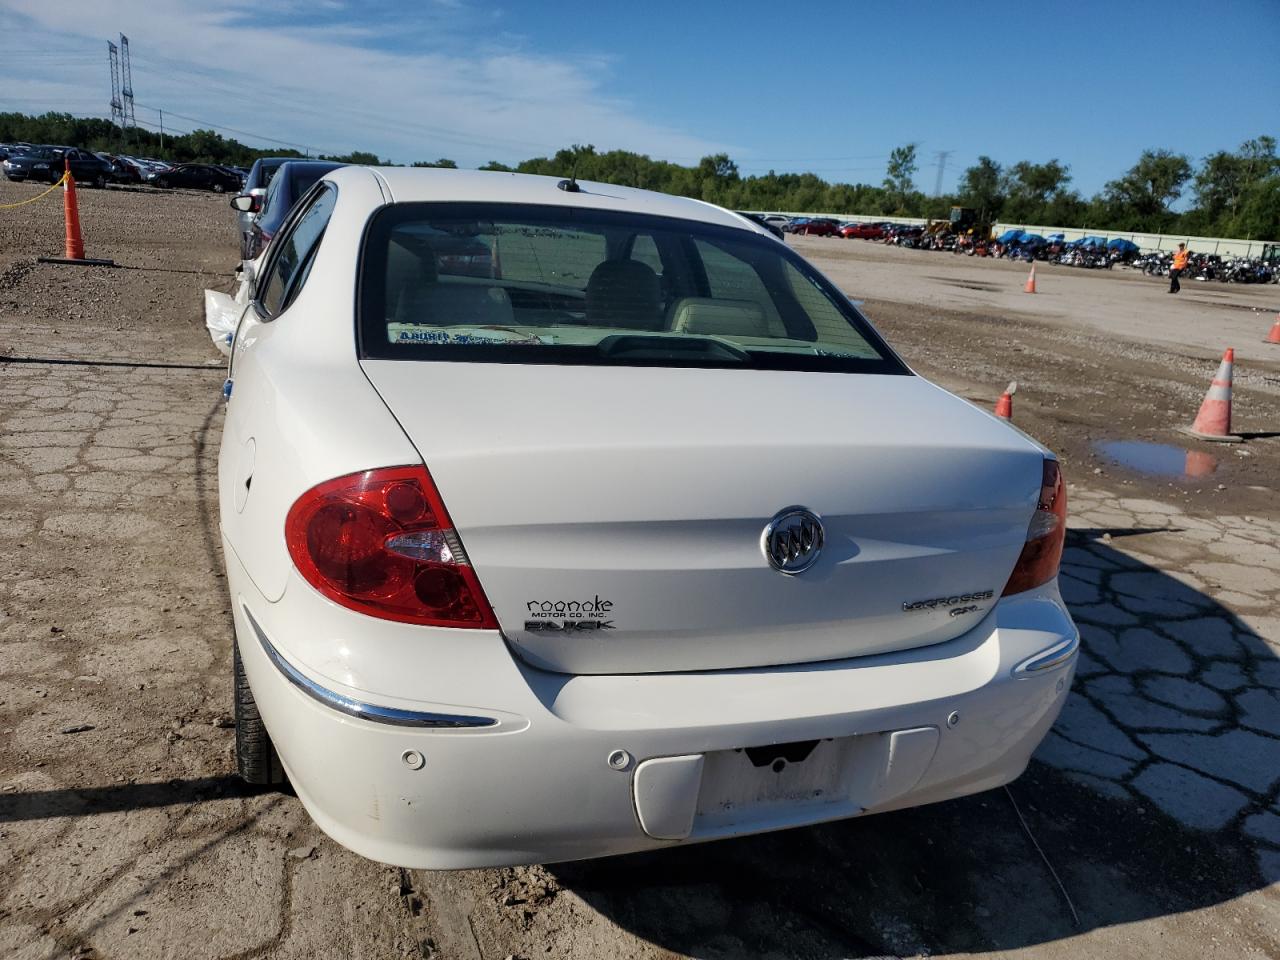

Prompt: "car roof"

[280,160,344,174]
[346,166,755,232]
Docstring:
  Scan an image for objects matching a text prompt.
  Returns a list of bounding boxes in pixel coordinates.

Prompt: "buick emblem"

[761,507,824,575]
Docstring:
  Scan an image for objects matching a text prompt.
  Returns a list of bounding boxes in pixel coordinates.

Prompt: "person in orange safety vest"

[1169,243,1190,294]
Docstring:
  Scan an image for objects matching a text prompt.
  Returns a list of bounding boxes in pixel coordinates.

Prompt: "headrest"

[669,297,768,338]
[585,259,663,330]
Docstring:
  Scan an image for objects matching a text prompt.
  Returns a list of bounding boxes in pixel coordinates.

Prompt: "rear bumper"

[227,540,1076,869]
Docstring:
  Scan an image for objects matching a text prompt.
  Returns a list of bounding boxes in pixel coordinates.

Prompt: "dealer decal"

[524,595,615,633]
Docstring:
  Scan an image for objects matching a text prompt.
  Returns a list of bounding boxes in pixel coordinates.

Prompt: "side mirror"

[230,194,260,212]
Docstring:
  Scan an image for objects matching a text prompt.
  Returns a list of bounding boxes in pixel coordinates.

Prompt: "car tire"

[213,183,226,194]
[93,174,106,190]
[157,178,170,189]
[234,641,286,786]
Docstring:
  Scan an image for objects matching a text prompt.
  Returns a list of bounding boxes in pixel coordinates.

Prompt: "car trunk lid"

[360,361,1044,675]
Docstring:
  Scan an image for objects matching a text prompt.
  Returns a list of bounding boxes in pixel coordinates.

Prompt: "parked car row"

[3,146,115,188]
[783,217,842,237]
[231,158,343,259]
[149,162,244,193]
[762,215,901,240]
[0,142,248,193]
[768,212,1268,282]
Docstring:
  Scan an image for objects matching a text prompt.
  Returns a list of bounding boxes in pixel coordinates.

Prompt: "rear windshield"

[358,202,905,374]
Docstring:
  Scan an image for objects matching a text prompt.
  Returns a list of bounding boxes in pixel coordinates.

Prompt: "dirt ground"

[0,179,1277,960]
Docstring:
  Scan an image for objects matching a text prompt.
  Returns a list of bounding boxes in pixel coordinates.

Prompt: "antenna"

[557,158,581,193]
[108,41,123,137]
[119,34,136,135]
[932,150,953,198]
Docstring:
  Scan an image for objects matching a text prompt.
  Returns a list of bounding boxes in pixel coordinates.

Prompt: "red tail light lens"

[285,466,497,628]
[1002,459,1067,597]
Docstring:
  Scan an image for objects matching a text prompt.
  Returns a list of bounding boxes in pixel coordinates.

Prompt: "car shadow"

[542,526,1279,958]
[0,774,269,823]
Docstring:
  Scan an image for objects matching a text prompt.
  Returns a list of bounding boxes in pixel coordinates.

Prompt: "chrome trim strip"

[1013,632,1080,677]
[243,607,497,728]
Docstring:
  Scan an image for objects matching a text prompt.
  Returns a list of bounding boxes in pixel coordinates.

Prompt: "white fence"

[754,212,1278,258]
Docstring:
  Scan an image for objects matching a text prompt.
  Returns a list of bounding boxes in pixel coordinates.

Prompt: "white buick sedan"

[219,166,1078,869]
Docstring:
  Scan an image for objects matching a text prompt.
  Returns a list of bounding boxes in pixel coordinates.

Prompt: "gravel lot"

[1,179,1278,959]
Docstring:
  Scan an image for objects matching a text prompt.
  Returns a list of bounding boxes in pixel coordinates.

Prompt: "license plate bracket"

[694,737,853,833]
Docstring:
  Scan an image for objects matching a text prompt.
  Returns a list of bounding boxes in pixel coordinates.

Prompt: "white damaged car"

[219,166,1078,869]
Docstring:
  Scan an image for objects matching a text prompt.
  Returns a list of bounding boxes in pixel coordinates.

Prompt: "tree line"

[2,112,1275,240]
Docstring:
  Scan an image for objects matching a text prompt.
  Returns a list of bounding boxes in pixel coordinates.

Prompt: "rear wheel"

[213,182,226,194]
[234,642,286,786]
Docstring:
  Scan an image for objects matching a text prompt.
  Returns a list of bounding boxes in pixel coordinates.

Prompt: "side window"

[692,238,785,333]
[629,234,663,276]
[258,186,337,317]
[783,261,875,356]
[261,173,284,216]
[694,238,770,302]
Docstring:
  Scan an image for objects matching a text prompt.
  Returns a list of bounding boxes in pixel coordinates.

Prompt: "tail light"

[285,466,497,628]
[1002,459,1067,597]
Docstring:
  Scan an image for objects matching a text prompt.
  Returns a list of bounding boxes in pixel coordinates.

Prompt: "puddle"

[1095,440,1218,479]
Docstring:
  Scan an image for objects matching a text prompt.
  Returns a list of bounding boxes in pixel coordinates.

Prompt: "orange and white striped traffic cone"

[1023,265,1036,294]
[994,381,1016,420]
[1179,348,1242,443]
[1265,313,1280,345]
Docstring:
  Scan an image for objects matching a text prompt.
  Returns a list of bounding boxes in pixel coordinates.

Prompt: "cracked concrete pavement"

[1048,489,1280,875]
[1,181,1278,959]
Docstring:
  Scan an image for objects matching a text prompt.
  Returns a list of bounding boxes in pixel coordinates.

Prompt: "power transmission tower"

[119,34,136,137]
[108,41,123,138]
[932,150,953,198]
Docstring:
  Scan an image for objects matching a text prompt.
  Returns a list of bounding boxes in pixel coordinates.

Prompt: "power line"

[133,102,323,154]
[124,51,565,157]
[2,98,107,106]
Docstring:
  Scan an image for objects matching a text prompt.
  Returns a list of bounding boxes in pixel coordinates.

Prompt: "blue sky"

[2,0,1277,197]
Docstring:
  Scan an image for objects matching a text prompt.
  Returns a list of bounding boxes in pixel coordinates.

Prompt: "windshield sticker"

[388,324,547,346]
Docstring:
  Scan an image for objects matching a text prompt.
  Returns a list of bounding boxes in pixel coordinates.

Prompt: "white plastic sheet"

[204,288,241,357]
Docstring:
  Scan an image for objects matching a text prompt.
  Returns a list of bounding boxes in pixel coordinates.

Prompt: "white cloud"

[0,0,727,165]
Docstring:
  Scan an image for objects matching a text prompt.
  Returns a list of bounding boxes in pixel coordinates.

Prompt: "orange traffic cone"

[63,162,86,260]
[1023,265,1037,294]
[1265,314,1280,345]
[36,160,114,268]
[994,381,1016,419]
[1179,348,1242,443]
